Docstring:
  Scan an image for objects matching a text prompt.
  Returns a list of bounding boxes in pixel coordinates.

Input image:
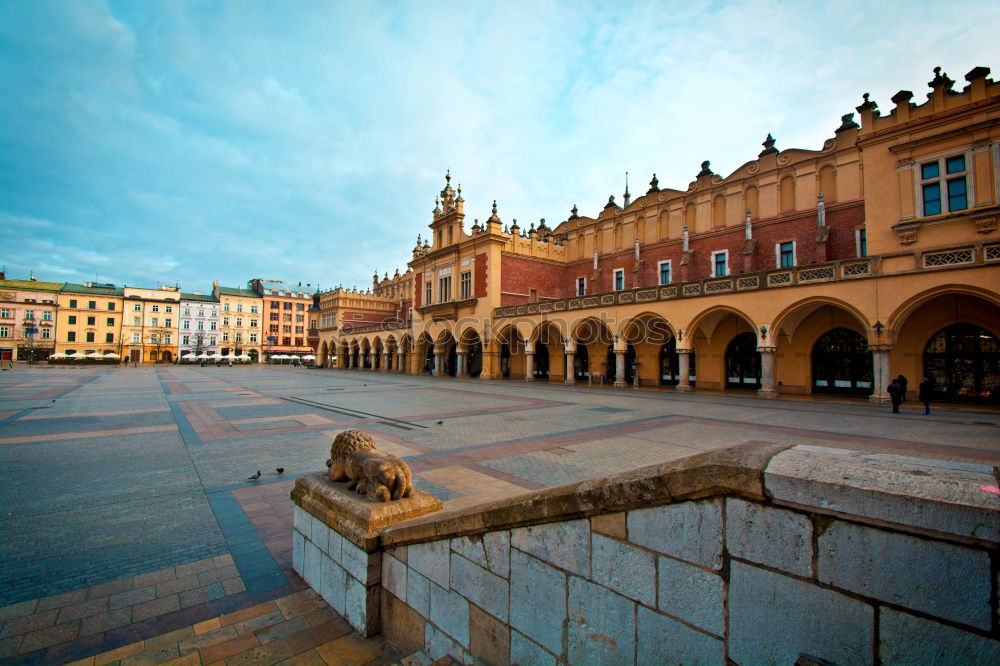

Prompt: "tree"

[148,328,174,363]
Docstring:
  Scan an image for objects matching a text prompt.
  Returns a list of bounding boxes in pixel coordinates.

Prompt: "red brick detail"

[474,254,487,299]
[500,255,571,306]
[413,272,422,309]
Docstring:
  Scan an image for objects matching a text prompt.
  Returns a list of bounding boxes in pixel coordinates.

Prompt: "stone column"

[433,345,446,377]
[564,350,575,385]
[757,346,779,399]
[868,345,893,406]
[456,350,470,378]
[676,349,693,392]
[613,350,627,388]
[524,344,535,383]
[480,349,498,380]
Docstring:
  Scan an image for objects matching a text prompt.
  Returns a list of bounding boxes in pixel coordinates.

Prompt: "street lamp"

[21,316,38,365]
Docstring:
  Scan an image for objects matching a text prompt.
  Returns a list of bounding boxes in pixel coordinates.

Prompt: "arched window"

[812,328,872,395]
[818,166,837,202]
[725,332,760,389]
[924,324,1000,402]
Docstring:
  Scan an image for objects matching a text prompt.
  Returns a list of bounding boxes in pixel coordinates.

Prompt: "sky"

[2,1,998,293]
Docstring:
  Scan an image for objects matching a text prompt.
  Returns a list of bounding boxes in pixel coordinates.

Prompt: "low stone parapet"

[292,444,1000,664]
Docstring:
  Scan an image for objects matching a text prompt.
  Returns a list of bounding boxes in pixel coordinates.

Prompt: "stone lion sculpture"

[326,429,415,502]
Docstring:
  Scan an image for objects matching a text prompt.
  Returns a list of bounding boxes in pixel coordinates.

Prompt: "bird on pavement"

[247,470,261,481]
[275,468,285,474]
[436,420,444,425]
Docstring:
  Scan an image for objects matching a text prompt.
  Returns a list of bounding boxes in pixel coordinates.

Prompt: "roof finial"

[697,161,713,177]
[445,169,451,183]
[759,133,778,156]
[623,171,631,207]
[647,173,659,194]
[570,204,579,219]
[492,200,498,216]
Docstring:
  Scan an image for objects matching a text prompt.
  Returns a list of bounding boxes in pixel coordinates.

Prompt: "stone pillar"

[524,349,535,382]
[397,352,405,373]
[613,350,627,388]
[676,349,693,392]
[480,349,498,380]
[291,473,442,637]
[433,346,446,377]
[456,350,470,378]
[564,351,575,385]
[868,345,893,406]
[757,346,779,399]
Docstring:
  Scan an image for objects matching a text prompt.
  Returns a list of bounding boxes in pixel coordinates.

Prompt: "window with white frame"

[152,305,159,312]
[919,154,969,216]
[224,303,230,311]
[460,271,472,300]
[658,260,672,285]
[577,277,586,296]
[237,304,243,313]
[235,333,242,343]
[182,335,190,345]
[41,328,51,339]
[183,320,190,330]
[249,333,258,343]
[613,268,625,291]
[251,305,258,314]
[856,228,867,257]
[132,332,140,343]
[424,281,432,305]
[210,321,216,330]
[164,318,171,328]
[163,334,171,344]
[439,275,452,302]
[43,311,52,320]
[776,241,796,268]
[165,306,172,313]
[133,303,141,311]
[0,326,8,338]
[0,308,9,318]
[236,318,242,327]
[711,250,729,277]
[222,332,230,342]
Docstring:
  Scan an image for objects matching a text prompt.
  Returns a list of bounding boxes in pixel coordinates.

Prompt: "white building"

[178,292,220,359]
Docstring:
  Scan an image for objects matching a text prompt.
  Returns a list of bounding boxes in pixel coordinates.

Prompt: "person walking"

[887,378,903,414]
[896,374,909,403]
[918,375,935,415]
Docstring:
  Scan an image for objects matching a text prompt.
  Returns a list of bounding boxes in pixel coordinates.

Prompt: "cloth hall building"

[317,66,1000,405]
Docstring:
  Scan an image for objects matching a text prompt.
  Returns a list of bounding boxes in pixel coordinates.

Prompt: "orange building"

[249,279,317,361]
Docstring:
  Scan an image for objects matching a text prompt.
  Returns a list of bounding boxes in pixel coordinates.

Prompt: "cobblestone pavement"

[1,365,998,664]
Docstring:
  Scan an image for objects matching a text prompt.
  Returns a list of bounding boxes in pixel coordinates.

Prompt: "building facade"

[0,278,61,362]
[333,66,1000,404]
[122,286,181,363]
[55,283,125,359]
[179,293,220,359]
[212,284,263,362]
[249,279,316,361]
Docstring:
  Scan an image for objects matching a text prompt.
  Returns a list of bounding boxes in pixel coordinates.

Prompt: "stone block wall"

[292,444,1000,664]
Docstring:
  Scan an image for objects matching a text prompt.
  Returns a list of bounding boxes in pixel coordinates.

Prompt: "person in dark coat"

[896,374,908,403]
[918,375,935,415]
[887,379,903,414]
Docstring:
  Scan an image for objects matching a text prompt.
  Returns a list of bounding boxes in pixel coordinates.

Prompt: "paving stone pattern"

[1,365,998,664]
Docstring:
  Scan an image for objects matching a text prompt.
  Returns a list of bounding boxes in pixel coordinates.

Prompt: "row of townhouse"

[0,277,320,363]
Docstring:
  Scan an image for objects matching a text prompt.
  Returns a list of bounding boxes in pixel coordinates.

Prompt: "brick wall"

[413,273,422,309]
[500,255,572,306]
[474,254,487,299]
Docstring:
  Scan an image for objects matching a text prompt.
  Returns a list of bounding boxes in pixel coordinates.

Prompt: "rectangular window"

[296,303,304,311]
[184,308,191,316]
[425,282,433,305]
[250,333,258,343]
[163,334,171,344]
[165,306,172,313]
[439,276,452,302]
[42,311,52,320]
[183,320,190,329]
[269,324,278,333]
[88,301,96,309]
[68,315,77,324]
[132,316,140,326]
[41,328,51,339]
[712,250,729,277]
[150,333,159,343]
[577,277,587,296]
[133,303,141,311]
[182,335,190,345]
[235,333,242,343]
[224,302,231,311]
[270,301,278,309]
[0,326,8,338]
[270,312,279,321]
[86,316,96,325]
[295,326,304,333]
[222,332,230,341]
[283,314,291,322]
[856,228,867,257]
[236,304,243,313]
[210,336,216,345]
[251,305,259,314]
[284,302,293,310]
[613,268,624,291]
[24,311,34,320]
[236,318,242,326]
[69,299,77,308]
[151,318,158,327]
[658,260,671,285]
[105,333,113,343]
[209,321,216,331]
[86,332,95,342]
[164,318,171,328]
[67,331,76,342]
[250,319,258,327]
[132,332,140,343]
[106,317,114,326]
[920,154,969,216]
[460,271,472,299]
[295,314,304,322]
[777,241,796,268]
[223,317,229,326]
[0,308,8,318]
[283,337,291,345]
[107,302,115,311]
[283,325,292,333]
[152,305,159,312]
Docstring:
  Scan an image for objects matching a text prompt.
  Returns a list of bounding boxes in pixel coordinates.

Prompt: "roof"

[180,293,219,303]
[0,279,63,292]
[61,283,125,296]
[215,286,260,298]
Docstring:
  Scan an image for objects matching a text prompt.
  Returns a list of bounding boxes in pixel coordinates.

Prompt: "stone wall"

[292,443,1000,665]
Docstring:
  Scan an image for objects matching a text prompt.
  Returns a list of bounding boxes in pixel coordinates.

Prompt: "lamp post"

[22,316,38,365]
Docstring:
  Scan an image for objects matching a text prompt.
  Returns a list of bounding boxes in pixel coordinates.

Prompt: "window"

[183,320,190,330]
[182,335,190,345]
[106,317,114,326]
[309,319,317,328]
[209,336,216,345]
[69,299,77,308]
[236,318,242,327]
[250,319,258,328]
[249,333,258,343]
[0,326,8,338]
[132,316,140,326]
[209,321,216,331]
[184,308,191,316]
[295,326,304,334]
[856,228,867,257]
[270,312,279,321]
[658,260,672,285]
[105,333,113,343]
[283,314,292,322]
[88,301,96,309]
[223,317,229,326]
[283,325,292,333]
[235,333,242,343]
[613,268,625,291]
[460,271,472,299]
[0,308,8,318]
[133,303,141,311]
[150,333,159,343]
[41,328,51,339]
[270,301,278,309]
[425,282,433,305]
[224,302,231,311]
[439,275,452,301]
[251,305,259,314]
[284,302,293,310]
[68,315,77,324]
[776,241,796,268]
[163,334,171,344]
[222,332,230,342]
[576,277,587,296]
[67,331,76,341]
[151,318,158,327]
[107,303,115,311]
[920,154,968,216]
[295,337,303,346]
[152,305,159,312]
[164,318,171,328]
[712,250,729,277]
[269,324,278,333]
[165,306,172,313]
[294,314,303,322]
[283,337,291,345]
[132,332,140,343]
[236,304,243,313]
[86,332,95,342]
[86,316,95,325]
[296,303,304,311]
[24,310,34,320]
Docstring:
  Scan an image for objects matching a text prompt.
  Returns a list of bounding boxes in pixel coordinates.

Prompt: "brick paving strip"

[0,425,177,446]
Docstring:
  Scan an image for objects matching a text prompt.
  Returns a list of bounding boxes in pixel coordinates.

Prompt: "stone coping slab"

[291,473,443,551]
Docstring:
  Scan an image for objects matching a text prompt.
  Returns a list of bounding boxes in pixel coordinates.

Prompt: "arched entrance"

[605,343,636,384]
[812,328,872,395]
[659,338,695,386]
[725,332,761,389]
[447,342,457,377]
[924,324,999,402]
[574,342,590,382]
[161,351,173,363]
[534,343,550,380]
[373,341,382,371]
[462,331,483,378]
[249,349,259,363]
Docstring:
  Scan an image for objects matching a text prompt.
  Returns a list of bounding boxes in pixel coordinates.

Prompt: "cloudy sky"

[2,1,997,292]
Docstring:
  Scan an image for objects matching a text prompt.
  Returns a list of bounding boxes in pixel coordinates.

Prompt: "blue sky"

[2,1,997,292]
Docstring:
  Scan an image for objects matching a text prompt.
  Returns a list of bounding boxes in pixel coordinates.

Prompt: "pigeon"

[436,420,444,425]
[275,468,285,474]
[247,470,261,481]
